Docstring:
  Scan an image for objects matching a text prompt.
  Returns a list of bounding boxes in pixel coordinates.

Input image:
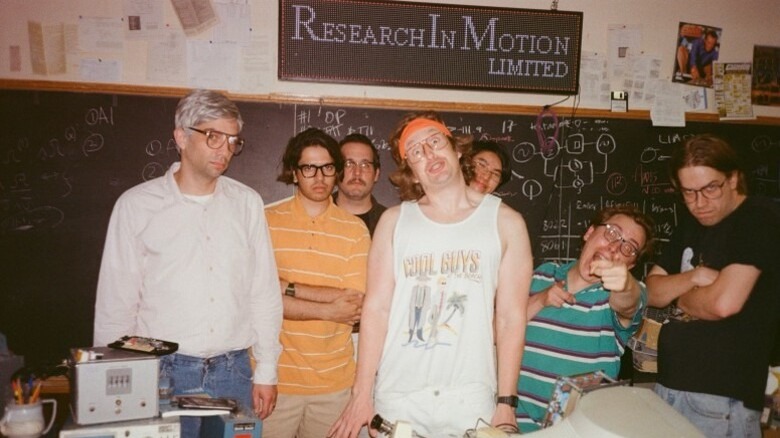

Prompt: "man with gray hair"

[94,89,283,437]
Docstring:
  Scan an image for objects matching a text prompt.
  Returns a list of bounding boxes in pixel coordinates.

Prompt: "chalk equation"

[0,105,113,233]
[294,106,391,150]
[534,196,679,264]
[748,135,780,196]
[142,137,178,181]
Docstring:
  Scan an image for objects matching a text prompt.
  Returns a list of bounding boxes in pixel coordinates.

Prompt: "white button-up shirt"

[93,162,282,384]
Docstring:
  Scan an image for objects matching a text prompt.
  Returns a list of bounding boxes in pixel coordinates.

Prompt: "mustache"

[344,178,367,186]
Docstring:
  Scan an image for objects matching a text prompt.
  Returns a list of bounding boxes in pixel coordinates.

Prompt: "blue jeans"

[160,349,254,438]
[654,383,761,438]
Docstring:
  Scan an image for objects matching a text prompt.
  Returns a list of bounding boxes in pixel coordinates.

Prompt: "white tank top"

[375,194,502,396]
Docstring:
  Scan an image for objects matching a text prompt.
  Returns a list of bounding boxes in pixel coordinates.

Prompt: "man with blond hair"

[330,112,533,437]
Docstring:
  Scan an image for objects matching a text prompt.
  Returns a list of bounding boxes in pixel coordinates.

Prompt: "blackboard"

[1,88,779,366]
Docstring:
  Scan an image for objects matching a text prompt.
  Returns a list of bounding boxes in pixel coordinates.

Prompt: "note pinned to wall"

[171,0,219,36]
[78,16,124,52]
[187,40,239,90]
[27,21,66,75]
[212,2,251,45]
[579,51,611,109]
[9,46,22,72]
[147,31,187,84]
[79,58,122,83]
[651,81,687,127]
[123,0,165,38]
[713,62,755,120]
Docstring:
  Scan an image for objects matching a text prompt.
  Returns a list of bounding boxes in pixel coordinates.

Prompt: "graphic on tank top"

[401,249,482,349]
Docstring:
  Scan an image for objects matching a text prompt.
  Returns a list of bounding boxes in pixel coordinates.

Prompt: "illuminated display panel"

[279,0,583,95]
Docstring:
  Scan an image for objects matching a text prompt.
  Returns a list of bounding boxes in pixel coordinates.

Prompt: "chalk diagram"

[510,132,620,199]
[142,138,178,181]
[749,135,780,195]
[1,126,106,234]
[0,171,66,234]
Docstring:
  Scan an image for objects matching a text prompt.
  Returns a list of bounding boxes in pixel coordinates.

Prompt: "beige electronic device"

[69,346,159,425]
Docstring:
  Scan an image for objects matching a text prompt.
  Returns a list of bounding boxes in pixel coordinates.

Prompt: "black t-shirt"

[656,196,780,410]
[332,192,387,237]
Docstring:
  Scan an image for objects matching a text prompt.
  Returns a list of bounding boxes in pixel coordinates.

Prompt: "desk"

[39,376,69,438]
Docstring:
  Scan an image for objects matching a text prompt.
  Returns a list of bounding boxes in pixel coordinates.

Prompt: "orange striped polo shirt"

[265,194,370,395]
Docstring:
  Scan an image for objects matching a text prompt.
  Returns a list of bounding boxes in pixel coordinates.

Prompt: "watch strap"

[497,395,519,408]
[285,283,296,297]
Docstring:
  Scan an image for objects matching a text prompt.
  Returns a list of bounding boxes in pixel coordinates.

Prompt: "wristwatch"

[285,283,296,297]
[497,395,519,408]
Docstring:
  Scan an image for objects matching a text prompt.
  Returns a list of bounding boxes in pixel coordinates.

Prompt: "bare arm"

[645,264,718,308]
[526,281,574,319]
[280,281,363,325]
[492,205,533,428]
[284,282,357,303]
[329,207,400,438]
[677,264,760,320]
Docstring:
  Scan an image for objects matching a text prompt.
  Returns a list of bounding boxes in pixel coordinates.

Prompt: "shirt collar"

[164,161,234,202]
[291,190,335,220]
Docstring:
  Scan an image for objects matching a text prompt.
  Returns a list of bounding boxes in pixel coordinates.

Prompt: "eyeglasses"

[188,127,245,155]
[344,159,376,172]
[679,180,726,203]
[297,162,337,178]
[473,158,502,182]
[405,132,448,164]
[600,223,640,258]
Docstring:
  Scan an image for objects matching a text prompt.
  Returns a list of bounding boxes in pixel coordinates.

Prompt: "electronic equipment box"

[69,346,159,425]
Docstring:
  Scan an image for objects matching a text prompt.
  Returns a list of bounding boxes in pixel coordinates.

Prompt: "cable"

[535,106,559,157]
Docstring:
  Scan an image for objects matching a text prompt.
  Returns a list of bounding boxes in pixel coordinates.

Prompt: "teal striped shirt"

[515,261,646,432]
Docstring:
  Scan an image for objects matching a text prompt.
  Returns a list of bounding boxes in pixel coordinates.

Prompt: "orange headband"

[398,118,452,159]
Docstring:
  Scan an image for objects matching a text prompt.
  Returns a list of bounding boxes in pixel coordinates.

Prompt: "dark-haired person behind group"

[334,133,387,236]
[515,205,655,433]
[646,134,780,437]
[463,140,512,194]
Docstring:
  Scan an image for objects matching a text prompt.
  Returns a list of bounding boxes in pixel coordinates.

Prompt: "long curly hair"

[388,111,472,201]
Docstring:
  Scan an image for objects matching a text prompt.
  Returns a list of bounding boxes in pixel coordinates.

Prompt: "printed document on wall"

[713,62,754,120]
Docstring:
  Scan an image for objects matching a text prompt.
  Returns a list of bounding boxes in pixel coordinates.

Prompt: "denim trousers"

[654,383,761,438]
[159,349,254,438]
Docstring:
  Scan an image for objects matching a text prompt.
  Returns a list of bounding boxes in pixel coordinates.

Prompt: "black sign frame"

[279,0,583,95]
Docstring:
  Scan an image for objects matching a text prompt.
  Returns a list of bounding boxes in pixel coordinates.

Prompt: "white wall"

[1,0,779,117]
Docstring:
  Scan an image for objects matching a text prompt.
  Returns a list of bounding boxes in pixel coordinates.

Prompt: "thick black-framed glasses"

[188,127,245,155]
[297,163,337,178]
[599,223,640,258]
[679,180,726,203]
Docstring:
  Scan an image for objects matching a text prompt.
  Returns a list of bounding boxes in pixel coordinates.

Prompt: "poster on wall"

[752,45,780,106]
[713,62,754,120]
[671,22,722,88]
[279,0,583,95]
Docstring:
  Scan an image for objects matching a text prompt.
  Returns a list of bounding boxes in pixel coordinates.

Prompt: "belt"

[172,348,247,366]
